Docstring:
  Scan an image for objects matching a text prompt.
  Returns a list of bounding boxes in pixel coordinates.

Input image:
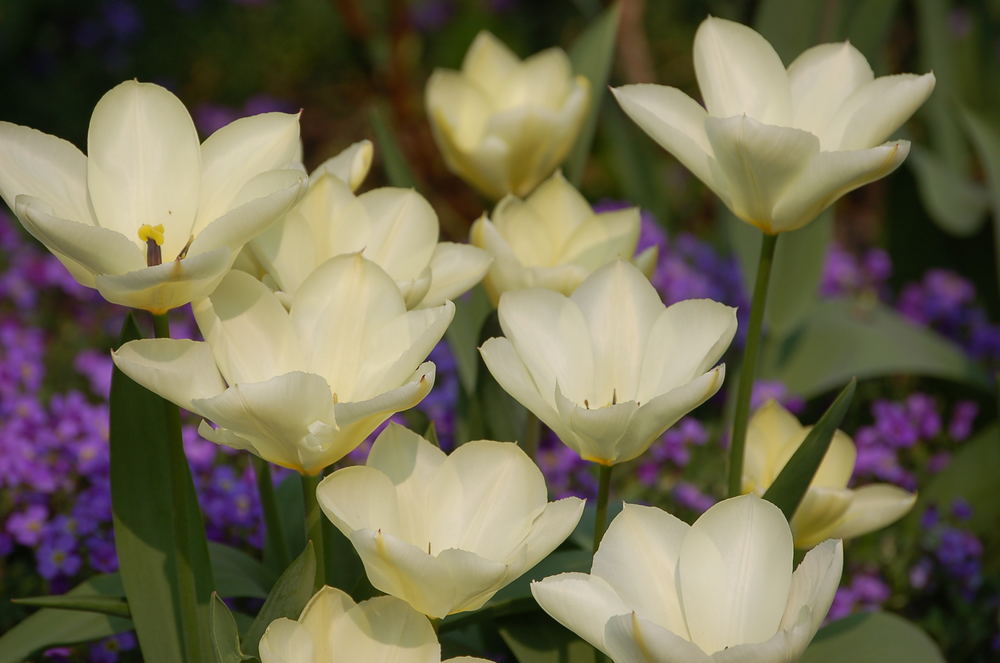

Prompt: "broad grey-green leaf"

[908,144,988,236]
[241,541,316,658]
[801,612,946,663]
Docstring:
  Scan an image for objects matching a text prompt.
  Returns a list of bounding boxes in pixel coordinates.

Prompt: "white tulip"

[426,31,589,200]
[0,80,306,312]
[112,254,453,475]
[613,17,935,234]
[316,424,584,619]
[259,585,493,663]
[480,260,736,466]
[532,495,843,662]
[250,140,491,308]
[744,399,917,549]
[470,171,657,302]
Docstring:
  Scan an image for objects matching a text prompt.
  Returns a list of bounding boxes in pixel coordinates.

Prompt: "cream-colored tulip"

[470,171,657,302]
[250,140,491,308]
[744,400,916,549]
[426,31,589,200]
[113,254,453,475]
[531,495,843,663]
[613,17,935,234]
[316,424,584,619]
[259,585,493,663]
[480,260,736,466]
[0,80,306,312]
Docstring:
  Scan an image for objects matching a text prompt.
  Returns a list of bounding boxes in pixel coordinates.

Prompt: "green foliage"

[801,612,946,663]
[240,541,316,658]
[211,593,258,663]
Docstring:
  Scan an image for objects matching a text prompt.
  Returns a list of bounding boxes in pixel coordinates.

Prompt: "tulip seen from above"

[316,424,585,619]
[426,31,589,200]
[0,80,307,313]
[744,399,917,549]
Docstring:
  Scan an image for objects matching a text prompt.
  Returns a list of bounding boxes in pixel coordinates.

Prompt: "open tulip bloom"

[112,254,453,475]
[531,495,843,663]
[471,171,657,302]
[259,586,492,663]
[425,31,589,200]
[250,140,491,308]
[480,260,736,465]
[0,80,306,312]
[612,17,935,234]
[744,400,917,549]
[316,424,584,619]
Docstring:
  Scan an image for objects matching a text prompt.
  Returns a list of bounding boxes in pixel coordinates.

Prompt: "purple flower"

[36,534,82,579]
[672,481,715,514]
[6,504,49,546]
[948,401,978,441]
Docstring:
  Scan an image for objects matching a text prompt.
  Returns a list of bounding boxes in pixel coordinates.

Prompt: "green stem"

[302,473,326,590]
[152,312,171,339]
[728,233,779,498]
[253,457,291,571]
[522,412,541,459]
[592,465,613,554]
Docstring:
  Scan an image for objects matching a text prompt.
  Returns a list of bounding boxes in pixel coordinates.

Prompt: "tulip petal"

[525,171,595,235]
[744,400,805,491]
[462,31,521,97]
[693,17,790,125]
[514,497,585,576]
[491,194,557,267]
[593,504,690,638]
[772,141,909,233]
[637,299,737,402]
[571,260,664,404]
[310,139,373,191]
[789,487,853,549]
[562,208,641,270]
[294,586,356,662]
[111,339,226,416]
[15,195,144,275]
[824,73,936,150]
[193,269,306,385]
[0,121,93,224]
[709,610,812,663]
[188,168,305,257]
[87,81,200,258]
[420,242,491,307]
[350,529,507,618]
[359,188,439,284]
[704,116,819,233]
[358,302,454,397]
[316,466,403,539]
[196,111,302,229]
[787,42,874,146]
[426,70,493,151]
[678,495,793,655]
[554,389,636,464]
[611,85,718,192]
[807,430,857,489]
[530,573,630,653]
[604,612,712,663]
[258,618,315,663]
[341,595,439,663]
[510,47,574,110]
[479,337,562,430]
[780,539,843,646]
[498,287,593,405]
[821,484,916,542]
[94,246,232,313]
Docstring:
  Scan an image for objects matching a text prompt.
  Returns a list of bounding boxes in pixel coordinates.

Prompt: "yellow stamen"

[137,224,165,245]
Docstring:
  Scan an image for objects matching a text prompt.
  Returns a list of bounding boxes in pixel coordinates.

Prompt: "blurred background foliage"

[0,0,999,661]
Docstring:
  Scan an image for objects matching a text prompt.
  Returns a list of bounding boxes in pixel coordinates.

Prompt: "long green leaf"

[0,575,131,663]
[498,613,592,663]
[763,298,992,397]
[565,1,621,185]
[209,542,276,599]
[763,379,856,521]
[110,313,214,663]
[211,593,257,663]
[959,107,1000,289]
[802,612,946,663]
[11,596,130,619]
[241,541,316,658]
[369,102,419,188]
[444,284,492,395]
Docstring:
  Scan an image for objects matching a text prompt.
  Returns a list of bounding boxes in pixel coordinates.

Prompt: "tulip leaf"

[498,612,593,663]
[0,574,131,663]
[908,143,988,237]
[241,541,316,658]
[959,106,1000,289]
[11,595,130,619]
[369,101,419,188]
[801,611,945,663]
[565,1,621,185]
[211,593,258,663]
[209,542,276,599]
[445,284,493,395]
[762,297,993,398]
[763,379,856,521]
[602,104,673,229]
[275,473,307,559]
[110,313,215,663]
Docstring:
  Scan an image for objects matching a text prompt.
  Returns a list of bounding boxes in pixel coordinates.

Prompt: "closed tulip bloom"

[531,495,843,663]
[113,254,453,475]
[259,585,492,663]
[612,17,935,234]
[426,31,589,200]
[250,140,491,308]
[0,80,306,312]
[744,400,917,549]
[470,172,657,302]
[480,260,736,466]
[316,424,584,619]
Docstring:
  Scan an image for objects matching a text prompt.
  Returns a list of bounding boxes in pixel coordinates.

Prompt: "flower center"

[138,224,164,267]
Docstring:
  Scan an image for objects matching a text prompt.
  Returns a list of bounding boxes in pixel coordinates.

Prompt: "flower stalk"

[592,464,613,554]
[728,232,779,497]
[301,473,326,590]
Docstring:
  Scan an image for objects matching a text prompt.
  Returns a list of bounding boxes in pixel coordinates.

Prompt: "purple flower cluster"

[828,569,892,621]
[852,393,979,490]
[821,241,892,299]
[910,501,985,599]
